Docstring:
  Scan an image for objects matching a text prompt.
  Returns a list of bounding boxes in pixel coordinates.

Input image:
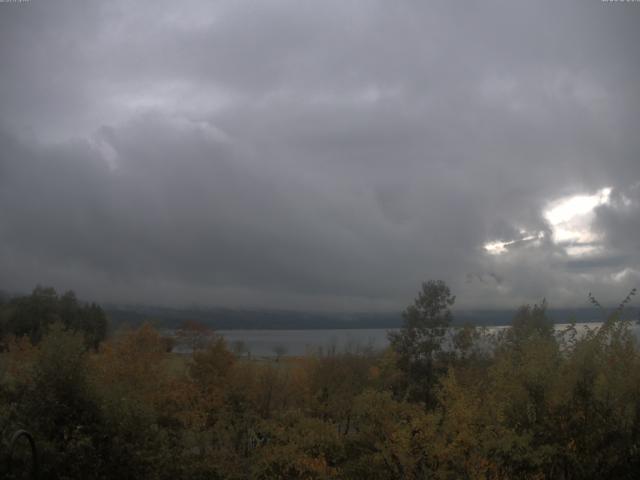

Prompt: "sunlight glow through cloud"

[485,187,612,257]
[484,232,544,255]
[544,187,611,254]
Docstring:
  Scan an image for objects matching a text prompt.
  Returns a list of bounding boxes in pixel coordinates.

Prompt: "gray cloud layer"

[0,0,638,311]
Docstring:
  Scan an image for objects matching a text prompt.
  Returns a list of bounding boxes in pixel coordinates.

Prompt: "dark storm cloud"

[595,184,640,254]
[0,0,638,310]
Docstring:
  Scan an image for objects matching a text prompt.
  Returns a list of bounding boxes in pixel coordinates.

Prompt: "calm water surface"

[217,328,390,356]
[213,322,640,357]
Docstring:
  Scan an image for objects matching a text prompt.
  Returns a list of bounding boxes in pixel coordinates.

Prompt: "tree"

[16,323,103,479]
[272,344,287,362]
[190,336,236,395]
[388,280,455,405]
[0,286,108,349]
[251,411,342,480]
[176,319,215,353]
[345,389,435,479]
[508,299,554,345]
[90,323,178,479]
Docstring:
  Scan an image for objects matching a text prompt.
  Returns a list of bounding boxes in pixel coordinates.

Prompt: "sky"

[0,0,638,312]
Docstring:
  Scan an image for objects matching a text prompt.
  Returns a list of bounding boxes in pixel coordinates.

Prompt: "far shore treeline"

[0,282,639,479]
[0,287,621,334]
[104,305,614,330]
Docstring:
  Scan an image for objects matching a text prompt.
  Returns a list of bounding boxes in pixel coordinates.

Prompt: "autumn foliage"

[0,285,639,479]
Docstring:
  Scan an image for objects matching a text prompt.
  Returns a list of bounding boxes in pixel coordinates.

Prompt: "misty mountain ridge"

[104,304,626,331]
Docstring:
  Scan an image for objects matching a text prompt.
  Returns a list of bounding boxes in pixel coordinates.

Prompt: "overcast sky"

[0,0,638,312]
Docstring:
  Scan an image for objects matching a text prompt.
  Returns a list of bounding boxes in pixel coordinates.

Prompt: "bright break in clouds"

[0,0,639,311]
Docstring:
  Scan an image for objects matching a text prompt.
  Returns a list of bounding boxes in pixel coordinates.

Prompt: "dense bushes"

[0,284,639,479]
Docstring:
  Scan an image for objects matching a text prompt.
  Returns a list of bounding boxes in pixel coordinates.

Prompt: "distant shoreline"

[106,305,631,331]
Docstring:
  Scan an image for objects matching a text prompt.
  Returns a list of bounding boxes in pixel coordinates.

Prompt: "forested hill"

[104,304,611,330]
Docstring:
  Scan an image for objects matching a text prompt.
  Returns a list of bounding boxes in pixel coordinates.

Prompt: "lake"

[216,328,391,356]
[203,322,640,357]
